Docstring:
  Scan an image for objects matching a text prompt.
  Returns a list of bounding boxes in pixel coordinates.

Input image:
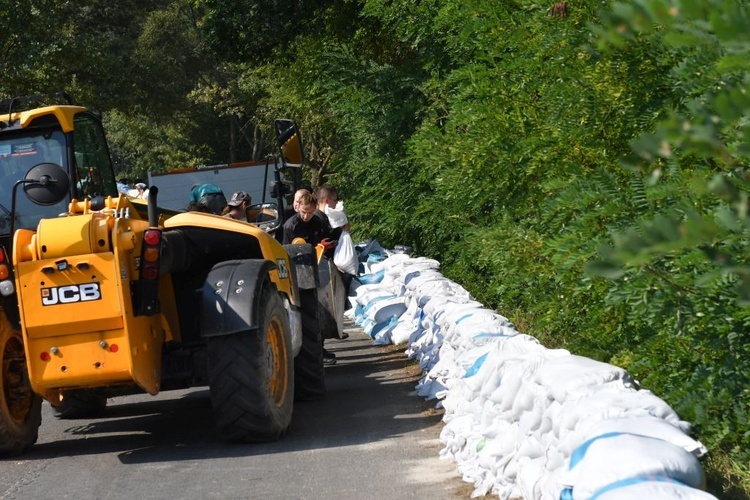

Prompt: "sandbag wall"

[346,249,717,500]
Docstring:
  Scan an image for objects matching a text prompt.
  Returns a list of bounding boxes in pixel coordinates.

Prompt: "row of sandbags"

[346,247,716,500]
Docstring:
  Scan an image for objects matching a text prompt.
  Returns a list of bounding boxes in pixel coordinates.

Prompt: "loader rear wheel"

[294,288,326,401]
[0,320,41,457]
[52,389,107,419]
[207,282,294,442]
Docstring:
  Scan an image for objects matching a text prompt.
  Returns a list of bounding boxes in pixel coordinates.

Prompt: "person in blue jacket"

[189,183,227,215]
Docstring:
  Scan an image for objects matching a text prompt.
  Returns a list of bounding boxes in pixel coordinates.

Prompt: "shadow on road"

[22,331,444,465]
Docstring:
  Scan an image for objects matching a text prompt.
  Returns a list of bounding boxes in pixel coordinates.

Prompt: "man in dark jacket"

[282,193,331,246]
[282,193,338,365]
[314,184,348,240]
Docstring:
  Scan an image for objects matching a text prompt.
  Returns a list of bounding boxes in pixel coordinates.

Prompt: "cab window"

[0,129,68,233]
[73,113,117,198]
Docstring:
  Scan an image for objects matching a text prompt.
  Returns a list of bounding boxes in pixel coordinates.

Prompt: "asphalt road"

[0,323,474,500]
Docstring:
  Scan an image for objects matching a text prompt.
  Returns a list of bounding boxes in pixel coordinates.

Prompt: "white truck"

[148,159,292,212]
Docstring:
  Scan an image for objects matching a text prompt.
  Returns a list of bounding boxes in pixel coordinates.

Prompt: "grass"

[704,451,750,500]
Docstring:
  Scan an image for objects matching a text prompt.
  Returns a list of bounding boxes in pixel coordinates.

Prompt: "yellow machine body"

[12,195,296,401]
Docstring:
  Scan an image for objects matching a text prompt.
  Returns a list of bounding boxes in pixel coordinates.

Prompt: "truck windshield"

[0,129,69,235]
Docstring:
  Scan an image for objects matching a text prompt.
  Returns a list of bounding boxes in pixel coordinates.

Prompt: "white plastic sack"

[533,355,634,403]
[366,296,408,324]
[591,479,718,499]
[325,201,349,228]
[333,230,358,275]
[561,433,706,499]
[577,416,707,458]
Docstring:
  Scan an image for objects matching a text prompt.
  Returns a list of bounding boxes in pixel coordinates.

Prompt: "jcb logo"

[276,259,289,279]
[41,283,102,306]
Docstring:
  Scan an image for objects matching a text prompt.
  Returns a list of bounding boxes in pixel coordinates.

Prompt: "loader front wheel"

[0,320,41,456]
[207,282,294,442]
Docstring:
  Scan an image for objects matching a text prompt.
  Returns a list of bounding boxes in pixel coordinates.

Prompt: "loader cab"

[0,128,69,236]
[71,112,117,199]
[0,98,117,239]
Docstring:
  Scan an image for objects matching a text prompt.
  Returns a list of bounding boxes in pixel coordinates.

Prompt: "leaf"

[586,260,628,279]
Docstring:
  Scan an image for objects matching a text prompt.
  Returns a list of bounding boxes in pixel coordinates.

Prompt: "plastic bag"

[334,230,358,275]
[325,201,349,229]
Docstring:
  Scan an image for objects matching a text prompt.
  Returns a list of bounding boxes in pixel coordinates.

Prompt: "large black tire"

[294,288,326,401]
[52,389,107,419]
[0,319,41,457]
[207,282,294,442]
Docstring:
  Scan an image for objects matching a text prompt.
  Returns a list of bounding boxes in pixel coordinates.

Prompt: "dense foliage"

[2,0,748,494]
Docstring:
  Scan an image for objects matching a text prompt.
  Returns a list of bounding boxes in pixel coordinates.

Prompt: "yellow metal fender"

[164,212,298,306]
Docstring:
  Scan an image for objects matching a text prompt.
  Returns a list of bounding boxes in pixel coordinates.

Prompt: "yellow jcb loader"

[0,93,328,456]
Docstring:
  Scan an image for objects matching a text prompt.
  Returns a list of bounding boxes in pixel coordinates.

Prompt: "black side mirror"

[246,202,281,234]
[9,162,71,238]
[23,162,70,205]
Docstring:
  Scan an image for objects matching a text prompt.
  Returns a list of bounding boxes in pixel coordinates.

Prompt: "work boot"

[323,348,337,365]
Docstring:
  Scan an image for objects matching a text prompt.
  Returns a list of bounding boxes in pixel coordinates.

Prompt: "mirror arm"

[9,178,35,238]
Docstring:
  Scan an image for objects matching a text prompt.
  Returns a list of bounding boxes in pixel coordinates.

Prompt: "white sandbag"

[474,346,557,412]
[388,299,421,345]
[465,325,521,348]
[533,355,634,403]
[378,251,408,265]
[446,309,515,338]
[436,302,486,330]
[421,294,472,317]
[515,436,546,462]
[406,256,441,269]
[402,268,443,287]
[590,477,718,499]
[390,318,419,345]
[416,376,446,400]
[356,289,396,307]
[407,325,446,372]
[417,344,457,399]
[434,343,500,391]
[440,413,480,454]
[579,416,707,458]
[485,363,526,409]
[512,383,548,422]
[488,333,548,359]
[367,260,386,274]
[419,279,469,298]
[516,400,546,436]
[354,283,394,303]
[555,385,684,443]
[517,456,546,500]
[365,296,408,324]
[385,255,439,275]
[561,433,706,499]
[372,315,400,345]
[357,239,387,258]
[410,280,464,302]
[358,268,386,284]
